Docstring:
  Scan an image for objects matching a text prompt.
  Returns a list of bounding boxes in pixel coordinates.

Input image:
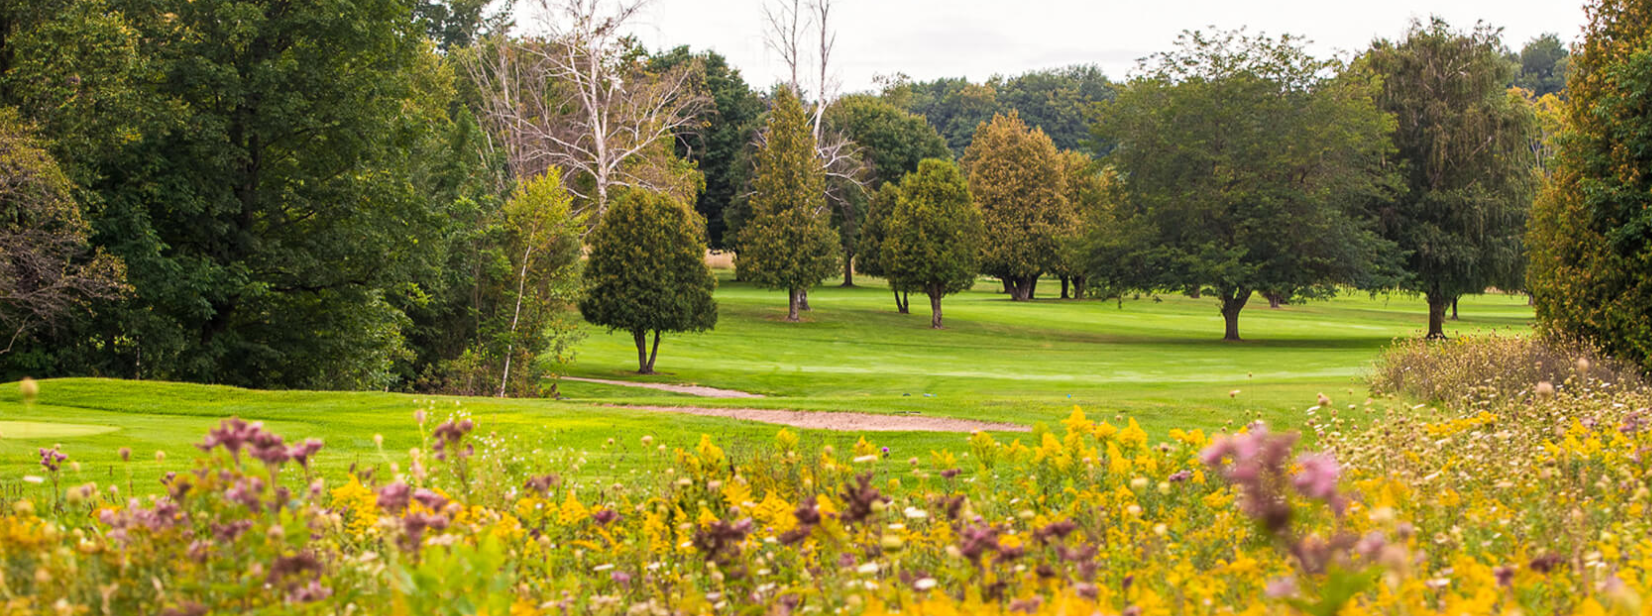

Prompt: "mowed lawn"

[0,274,1531,487]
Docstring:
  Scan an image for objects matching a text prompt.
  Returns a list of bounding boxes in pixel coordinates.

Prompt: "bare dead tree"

[465,0,708,221]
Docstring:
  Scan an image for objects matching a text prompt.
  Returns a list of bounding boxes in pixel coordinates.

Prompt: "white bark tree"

[465,0,708,221]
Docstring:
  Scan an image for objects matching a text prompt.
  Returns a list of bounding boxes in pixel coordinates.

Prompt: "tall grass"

[1369,333,1645,406]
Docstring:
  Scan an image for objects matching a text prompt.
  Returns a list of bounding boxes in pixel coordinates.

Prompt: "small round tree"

[883,159,984,328]
[579,190,718,374]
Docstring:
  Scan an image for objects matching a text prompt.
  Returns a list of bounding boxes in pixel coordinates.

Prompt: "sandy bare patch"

[606,405,1028,433]
[563,376,764,399]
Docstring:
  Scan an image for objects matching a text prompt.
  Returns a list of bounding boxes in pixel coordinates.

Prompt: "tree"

[883,159,983,328]
[992,65,1116,157]
[825,94,949,286]
[1512,33,1571,97]
[0,108,127,356]
[885,77,1000,157]
[962,112,1071,301]
[736,90,840,321]
[649,47,763,248]
[1053,150,1105,298]
[580,190,717,373]
[466,0,707,221]
[1097,29,1398,341]
[496,173,584,395]
[857,183,910,313]
[1359,19,1538,339]
[1529,0,1652,370]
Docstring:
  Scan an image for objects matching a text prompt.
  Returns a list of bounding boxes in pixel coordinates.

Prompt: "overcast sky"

[592,0,1584,93]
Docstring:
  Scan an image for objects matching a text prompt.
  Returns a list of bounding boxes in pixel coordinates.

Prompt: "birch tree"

[466,0,708,220]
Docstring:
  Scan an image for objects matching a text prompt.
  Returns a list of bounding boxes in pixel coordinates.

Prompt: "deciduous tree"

[1097,29,1398,341]
[1359,19,1538,338]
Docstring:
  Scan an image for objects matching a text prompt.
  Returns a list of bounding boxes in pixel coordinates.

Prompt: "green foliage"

[650,47,763,248]
[483,173,584,396]
[0,108,128,361]
[886,65,1115,158]
[1529,0,1652,371]
[828,94,950,187]
[962,112,1073,301]
[1359,18,1539,338]
[882,159,983,328]
[1096,29,1399,340]
[579,190,718,373]
[735,90,840,320]
[1512,33,1571,97]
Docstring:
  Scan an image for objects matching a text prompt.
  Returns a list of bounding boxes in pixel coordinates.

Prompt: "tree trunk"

[1426,293,1452,340]
[1188,286,1202,299]
[1265,292,1283,309]
[929,291,944,329]
[894,290,909,314]
[1073,276,1087,299]
[633,330,652,374]
[841,254,854,287]
[1008,277,1033,302]
[646,330,662,373]
[1001,278,1012,294]
[1027,276,1038,300]
[1450,298,1459,321]
[799,288,811,311]
[498,243,536,397]
[1220,289,1251,342]
[787,288,801,322]
[1060,276,1071,299]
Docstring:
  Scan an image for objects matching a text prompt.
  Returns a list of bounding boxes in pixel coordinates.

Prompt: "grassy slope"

[0,275,1530,486]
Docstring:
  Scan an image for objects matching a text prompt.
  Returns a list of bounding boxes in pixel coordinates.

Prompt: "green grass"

[0,274,1531,487]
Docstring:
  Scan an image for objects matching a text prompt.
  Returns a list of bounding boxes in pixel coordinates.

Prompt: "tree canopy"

[735,90,840,321]
[882,159,983,328]
[1096,29,1399,341]
[963,112,1073,301]
[580,189,718,374]
[1359,18,1538,338]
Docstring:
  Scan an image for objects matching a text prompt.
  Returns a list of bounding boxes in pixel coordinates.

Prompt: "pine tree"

[579,190,718,374]
[883,159,984,328]
[1529,0,1652,369]
[961,112,1071,301]
[735,90,840,321]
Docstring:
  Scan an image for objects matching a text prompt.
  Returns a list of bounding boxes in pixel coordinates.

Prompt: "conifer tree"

[579,190,718,374]
[883,159,984,328]
[736,90,840,321]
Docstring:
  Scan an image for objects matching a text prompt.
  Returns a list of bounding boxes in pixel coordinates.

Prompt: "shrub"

[1369,333,1645,406]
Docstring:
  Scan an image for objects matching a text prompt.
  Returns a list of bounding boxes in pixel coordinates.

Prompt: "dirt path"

[606,405,1028,433]
[563,376,764,399]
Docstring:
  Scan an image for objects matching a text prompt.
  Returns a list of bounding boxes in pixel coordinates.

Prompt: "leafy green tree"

[884,77,1000,156]
[1359,19,1538,338]
[415,0,508,51]
[1529,0,1652,370]
[649,47,764,248]
[829,95,951,187]
[1097,29,1398,341]
[856,183,911,313]
[736,90,840,321]
[992,65,1116,157]
[1053,150,1106,298]
[0,108,128,360]
[494,173,583,396]
[1512,33,1571,97]
[883,159,983,328]
[4,0,460,388]
[962,112,1071,301]
[580,190,718,374]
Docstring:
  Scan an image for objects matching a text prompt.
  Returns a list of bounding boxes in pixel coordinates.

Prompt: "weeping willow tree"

[1358,18,1539,339]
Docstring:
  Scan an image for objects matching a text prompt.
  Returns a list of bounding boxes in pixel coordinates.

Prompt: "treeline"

[0,0,1626,391]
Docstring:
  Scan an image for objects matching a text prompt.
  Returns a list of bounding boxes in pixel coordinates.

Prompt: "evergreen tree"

[579,190,718,374]
[856,183,911,313]
[883,159,983,328]
[1529,0,1652,370]
[735,90,840,321]
[1359,19,1538,339]
[962,112,1071,301]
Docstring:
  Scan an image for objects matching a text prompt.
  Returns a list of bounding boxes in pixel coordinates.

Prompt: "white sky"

[603,0,1585,93]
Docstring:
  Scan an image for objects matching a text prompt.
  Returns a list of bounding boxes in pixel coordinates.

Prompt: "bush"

[1369,333,1645,406]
